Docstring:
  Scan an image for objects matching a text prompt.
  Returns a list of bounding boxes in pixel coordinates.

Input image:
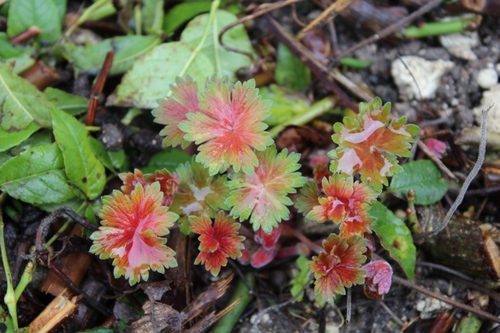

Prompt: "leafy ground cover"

[1,0,500,332]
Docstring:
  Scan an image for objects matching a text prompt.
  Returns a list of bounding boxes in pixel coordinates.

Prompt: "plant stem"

[406,189,422,234]
[65,0,116,38]
[269,96,337,138]
[212,272,255,333]
[134,4,142,36]
[404,17,477,39]
[177,0,220,79]
[15,260,34,302]
[0,209,18,331]
[45,202,87,248]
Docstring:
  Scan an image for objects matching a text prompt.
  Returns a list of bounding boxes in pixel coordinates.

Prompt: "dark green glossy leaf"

[0,122,40,153]
[0,65,54,131]
[7,0,62,43]
[44,88,88,116]
[369,201,416,281]
[63,35,160,75]
[389,159,448,205]
[162,1,211,34]
[141,148,192,174]
[275,43,311,91]
[38,197,86,213]
[108,149,128,171]
[9,129,53,156]
[0,143,79,204]
[88,136,117,173]
[51,108,106,200]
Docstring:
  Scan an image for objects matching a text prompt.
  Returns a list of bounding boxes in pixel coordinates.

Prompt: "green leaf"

[141,148,192,174]
[369,201,416,281]
[88,136,117,173]
[290,256,312,302]
[108,149,128,171]
[38,197,86,213]
[163,1,211,35]
[7,0,62,43]
[0,122,40,153]
[109,42,214,108]
[259,85,310,126]
[9,129,53,156]
[142,0,164,34]
[180,10,255,81]
[0,65,55,131]
[62,35,160,75]
[0,33,35,73]
[44,88,88,116]
[389,160,448,205]
[0,143,79,205]
[51,108,106,200]
[52,0,67,23]
[275,44,311,91]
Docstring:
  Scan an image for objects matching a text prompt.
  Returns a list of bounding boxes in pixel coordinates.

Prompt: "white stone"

[473,84,500,134]
[391,56,454,100]
[439,31,479,60]
[477,68,498,89]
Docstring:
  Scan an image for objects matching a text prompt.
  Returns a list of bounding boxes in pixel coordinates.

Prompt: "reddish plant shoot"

[120,169,179,206]
[90,183,178,285]
[178,78,274,175]
[362,260,393,299]
[329,97,419,190]
[310,234,368,305]
[190,211,245,276]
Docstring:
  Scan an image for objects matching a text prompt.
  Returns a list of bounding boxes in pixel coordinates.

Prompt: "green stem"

[134,4,142,36]
[45,202,87,248]
[0,305,14,333]
[404,17,477,39]
[212,272,255,333]
[177,0,220,79]
[269,96,337,139]
[0,209,18,331]
[15,260,34,302]
[212,8,222,76]
[406,189,422,234]
[65,0,116,37]
[339,57,371,69]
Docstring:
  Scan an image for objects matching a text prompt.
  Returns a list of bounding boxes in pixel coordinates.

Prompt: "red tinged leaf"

[190,211,245,276]
[310,234,367,304]
[305,174,378,237]
[179,78,273,175]
[250,246,277,268]
[120,169,179,206]
[90,183,178,285]
[362,260,393,299]
[329,97,419,190]
[254,225,281,250]
[152,76,203,149]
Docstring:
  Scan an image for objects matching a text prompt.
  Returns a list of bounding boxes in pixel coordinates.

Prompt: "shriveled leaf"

[7,0,62,43]
[180,10,255,81]
[44,87,88,116]
[275,44,311,91]
[63,35,160,75]
[226,146,306,233]
[0,65,54,131]
[0,143,79,204]
[389,159,448,205]
[108,42,213,108]
[51,108,106,200]
[0,122,40,153]
[141,148,192,174]
[369,201,416,281]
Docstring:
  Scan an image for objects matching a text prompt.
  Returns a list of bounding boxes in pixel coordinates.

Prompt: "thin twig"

[393,275,500,324]
[414,107,491,240]
[298,0,354,39]
[86,51,114,126]
[379,301,405,326]
[335,0,444,60]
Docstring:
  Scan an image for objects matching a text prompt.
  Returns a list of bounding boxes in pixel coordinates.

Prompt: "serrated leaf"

[389,159,448,205]
[0,65,54,131]
[63,35,160,75]
[0,143,79,204]
[180,10,255,81]
[51,108,106,200]
[0,122,40,153]
[141,148,192,174]
[44,87,88,116]
[7,0,62,43]
[108,42,214,108]
[226,146,306,233]
[369,201,416,281]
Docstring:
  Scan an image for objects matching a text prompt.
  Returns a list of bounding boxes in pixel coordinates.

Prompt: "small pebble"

[477,68,499,89]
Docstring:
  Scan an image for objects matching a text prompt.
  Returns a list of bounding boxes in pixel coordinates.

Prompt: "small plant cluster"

[89,76,418,304]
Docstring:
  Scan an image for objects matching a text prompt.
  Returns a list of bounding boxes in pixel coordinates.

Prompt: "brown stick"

[297,0,354,39]
[86,51,114,126]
